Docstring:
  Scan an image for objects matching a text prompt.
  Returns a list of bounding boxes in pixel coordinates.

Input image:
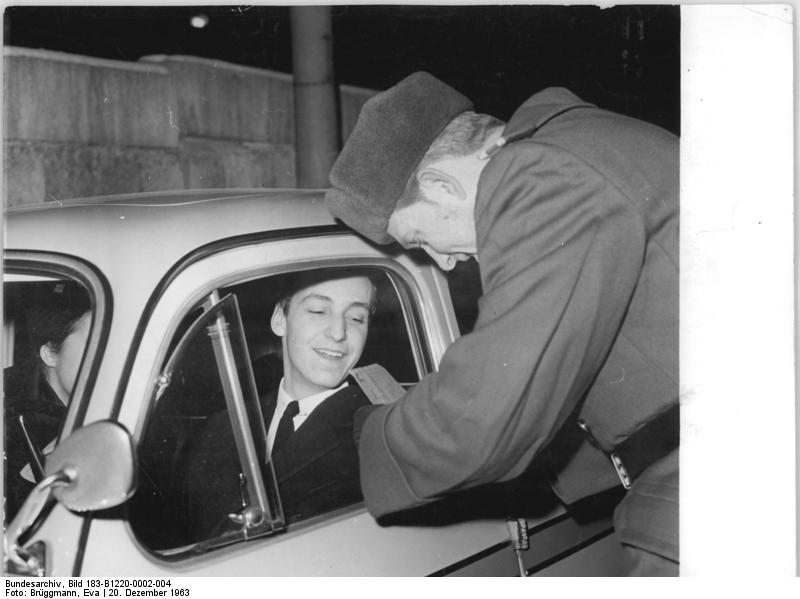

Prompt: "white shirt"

[266,378,348,455]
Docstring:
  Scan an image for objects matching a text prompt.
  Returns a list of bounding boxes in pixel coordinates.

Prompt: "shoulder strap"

[350,364,406,405]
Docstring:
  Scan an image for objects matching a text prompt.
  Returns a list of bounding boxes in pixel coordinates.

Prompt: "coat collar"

[260,390,279,431]
[481,87,596,159]
[260,380,358,432]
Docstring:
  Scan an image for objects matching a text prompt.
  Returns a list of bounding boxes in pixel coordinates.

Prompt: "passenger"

[4,287,92,519]
[182,269,376,540]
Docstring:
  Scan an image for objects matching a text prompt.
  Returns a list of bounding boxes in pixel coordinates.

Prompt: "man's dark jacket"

[357,88,679,564]
[182,384,369,541]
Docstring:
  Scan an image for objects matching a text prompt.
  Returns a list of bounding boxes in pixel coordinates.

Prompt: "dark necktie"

[272,400,299,455]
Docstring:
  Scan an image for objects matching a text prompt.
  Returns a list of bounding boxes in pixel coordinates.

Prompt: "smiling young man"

[326,72,679,575]
[182,269,376,538]
[264,271,374,460]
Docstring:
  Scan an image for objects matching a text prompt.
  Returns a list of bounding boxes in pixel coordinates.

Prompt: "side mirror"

[4,421,137,576]
[45,420,136,511]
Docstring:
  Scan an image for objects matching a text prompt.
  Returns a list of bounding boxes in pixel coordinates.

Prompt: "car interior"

[128,266,423,555]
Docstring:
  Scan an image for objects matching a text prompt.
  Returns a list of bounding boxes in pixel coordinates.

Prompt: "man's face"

[387,193,477,271]
[271,276,373,399]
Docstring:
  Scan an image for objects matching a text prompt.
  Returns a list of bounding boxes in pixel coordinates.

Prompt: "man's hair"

[27,284,92,354]
[276,268,378,316]
[23,283,92,399]
[396,110,505,209]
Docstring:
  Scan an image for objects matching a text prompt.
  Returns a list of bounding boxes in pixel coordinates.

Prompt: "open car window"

[129,265,427,558]
[3,273,94,523]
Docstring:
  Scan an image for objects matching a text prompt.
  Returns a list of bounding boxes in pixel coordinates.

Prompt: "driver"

[181,269,376,540]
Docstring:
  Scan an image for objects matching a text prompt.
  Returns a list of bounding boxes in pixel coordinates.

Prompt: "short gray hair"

[396,111,505,209]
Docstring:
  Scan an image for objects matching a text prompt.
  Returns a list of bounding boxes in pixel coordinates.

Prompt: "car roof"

[4,189,351,274]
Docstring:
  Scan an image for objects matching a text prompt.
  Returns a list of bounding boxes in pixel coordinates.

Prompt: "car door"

[74,231,535,576]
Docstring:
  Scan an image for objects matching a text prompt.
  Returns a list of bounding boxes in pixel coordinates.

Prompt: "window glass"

[3,276,93,522]
[130,294,281,553]
[130,266,424,557]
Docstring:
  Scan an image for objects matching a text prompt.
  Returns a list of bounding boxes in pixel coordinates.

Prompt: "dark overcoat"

[357,87,679,564]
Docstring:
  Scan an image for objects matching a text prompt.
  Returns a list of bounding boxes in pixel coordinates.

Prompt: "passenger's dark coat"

[357,87,679,565]
[183,384,369,541]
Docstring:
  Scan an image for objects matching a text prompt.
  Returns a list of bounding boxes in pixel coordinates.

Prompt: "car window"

[128,265,425,557]
[447,259,482,336]
[3,274,94,523]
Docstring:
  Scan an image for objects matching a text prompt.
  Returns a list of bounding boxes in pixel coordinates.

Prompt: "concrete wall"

[3,47,375,207]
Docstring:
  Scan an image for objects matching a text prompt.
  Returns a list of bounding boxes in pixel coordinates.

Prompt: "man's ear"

[418,167,466,201]
[270,304,287,337]
[39,344,58,368]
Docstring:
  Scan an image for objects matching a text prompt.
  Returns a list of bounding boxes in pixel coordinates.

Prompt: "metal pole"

[290,6,339,188]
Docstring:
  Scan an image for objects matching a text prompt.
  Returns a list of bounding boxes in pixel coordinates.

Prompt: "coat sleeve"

[358,142,648,517]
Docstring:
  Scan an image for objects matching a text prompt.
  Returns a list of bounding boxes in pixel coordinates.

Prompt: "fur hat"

[325,72,473,244]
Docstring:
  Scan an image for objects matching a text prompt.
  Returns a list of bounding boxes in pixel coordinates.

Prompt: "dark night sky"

[3,5,680,133]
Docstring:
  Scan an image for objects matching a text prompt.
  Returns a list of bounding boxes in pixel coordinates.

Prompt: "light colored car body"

[3,189,623,576]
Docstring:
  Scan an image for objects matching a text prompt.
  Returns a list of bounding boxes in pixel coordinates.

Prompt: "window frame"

[3,250,112,440]
[123,234,446,560]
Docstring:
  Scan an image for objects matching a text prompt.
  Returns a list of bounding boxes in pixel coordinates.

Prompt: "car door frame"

[3,250,113,576]
[78,229,518,576]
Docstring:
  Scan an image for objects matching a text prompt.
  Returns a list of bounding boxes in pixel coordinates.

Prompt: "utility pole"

[290,6,339,188]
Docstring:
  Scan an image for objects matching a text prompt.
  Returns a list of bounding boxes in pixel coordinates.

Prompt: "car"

[3,189,625,576]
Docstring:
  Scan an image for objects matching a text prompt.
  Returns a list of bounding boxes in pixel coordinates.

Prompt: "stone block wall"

[3,47,375,207]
